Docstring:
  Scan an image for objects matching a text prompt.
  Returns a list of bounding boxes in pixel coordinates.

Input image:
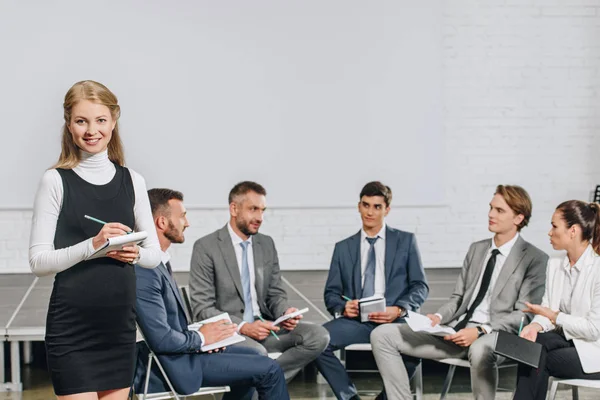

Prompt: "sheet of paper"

[272,308,309,326]
[187,312,246,352]
[359,297,386,322]
[405,310,456,337]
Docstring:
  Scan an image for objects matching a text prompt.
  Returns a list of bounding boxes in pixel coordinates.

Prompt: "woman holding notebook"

[29,81,161,400]
[513,200,600,400]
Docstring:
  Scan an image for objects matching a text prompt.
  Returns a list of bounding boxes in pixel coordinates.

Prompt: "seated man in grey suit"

[315,181,429,400]
[371,185,549,400]
[189,181,329,381]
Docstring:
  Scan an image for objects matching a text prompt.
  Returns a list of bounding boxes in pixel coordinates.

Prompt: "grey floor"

[1,269,598,399]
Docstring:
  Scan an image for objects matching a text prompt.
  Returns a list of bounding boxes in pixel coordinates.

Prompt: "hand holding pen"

[85,215,138,264]
[342,295,359,318]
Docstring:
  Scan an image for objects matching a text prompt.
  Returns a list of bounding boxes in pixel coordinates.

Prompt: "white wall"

[1,0,600,273]
[0,1,443,208]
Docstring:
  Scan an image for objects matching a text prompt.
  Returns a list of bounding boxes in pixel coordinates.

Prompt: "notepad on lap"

[273,308,309,326]
[89,231,148,258]
[188,312,246,352]
[359,296,386,322]
[405,311,456,337]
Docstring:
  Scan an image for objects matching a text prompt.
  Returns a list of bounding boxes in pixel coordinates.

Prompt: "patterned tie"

[362,237,379,298]
[455,249,501,331]
[239,241,255,322]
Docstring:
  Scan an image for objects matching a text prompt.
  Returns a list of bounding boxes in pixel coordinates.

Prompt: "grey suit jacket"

[189,224,289,324]
[436,236,548,333]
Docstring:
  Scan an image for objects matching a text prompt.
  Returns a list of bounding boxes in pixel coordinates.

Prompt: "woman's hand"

[92,223,132,250]
[523,302,559,324]
[107,244,140,264]
[520,323,543,342]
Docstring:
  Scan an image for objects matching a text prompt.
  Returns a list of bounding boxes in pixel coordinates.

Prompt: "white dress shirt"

[227,222,261,321]
[559,258,582,315]
[453,233,520,333]
[360,224,387,298]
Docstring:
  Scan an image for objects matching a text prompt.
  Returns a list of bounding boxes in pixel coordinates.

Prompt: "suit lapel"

[217,225,244,299]
[491,236,527,299]
[253,235,265,302]
[348,231,362,296]
[463,240,492,307]
[157,263,187,318]
[384,226,398,284]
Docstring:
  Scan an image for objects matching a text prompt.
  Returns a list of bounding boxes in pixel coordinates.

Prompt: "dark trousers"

[200,346,289,400]
[513,331,600,400]
[314,318,419,400]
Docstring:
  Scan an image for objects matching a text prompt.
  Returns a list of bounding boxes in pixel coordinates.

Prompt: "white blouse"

[29,150,161,276]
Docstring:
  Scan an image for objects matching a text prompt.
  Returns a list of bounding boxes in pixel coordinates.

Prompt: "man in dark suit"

[133,188,289,400]
[315,181,429,400]
[189,181,330,381]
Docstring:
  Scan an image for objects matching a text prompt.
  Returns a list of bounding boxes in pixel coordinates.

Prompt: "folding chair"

[135,325,230,400]
[411,357,516,400]
[547,377,600,400]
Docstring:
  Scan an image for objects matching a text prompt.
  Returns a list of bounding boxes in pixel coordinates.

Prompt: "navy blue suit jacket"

[324,226,429,317]
[134,263,205,395]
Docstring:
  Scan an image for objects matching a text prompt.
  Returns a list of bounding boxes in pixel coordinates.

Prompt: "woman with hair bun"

[29,81,161,399]
[514,200,600,399]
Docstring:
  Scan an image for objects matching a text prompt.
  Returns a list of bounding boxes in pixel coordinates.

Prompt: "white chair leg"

[546,380,559,400]
[413,362,423,400]
[572,386,579,400]
[440,365,456,400]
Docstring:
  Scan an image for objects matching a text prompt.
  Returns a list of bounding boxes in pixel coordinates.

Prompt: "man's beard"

[236,219,257,237]
[165,221,185,244]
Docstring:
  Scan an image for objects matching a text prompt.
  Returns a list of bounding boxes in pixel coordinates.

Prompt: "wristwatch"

[476,326,485,338]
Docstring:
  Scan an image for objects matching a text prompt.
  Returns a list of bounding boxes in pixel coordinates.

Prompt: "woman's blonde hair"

[53,80,125,169]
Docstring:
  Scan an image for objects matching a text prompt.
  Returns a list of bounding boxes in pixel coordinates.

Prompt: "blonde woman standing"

[29,81,161,400]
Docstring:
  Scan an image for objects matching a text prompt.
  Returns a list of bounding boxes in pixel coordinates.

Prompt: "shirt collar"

[562,244,594,272]
[491,232,519,257]
[161,250,171,266]
[228,221,253,246]
[361,223,387,242]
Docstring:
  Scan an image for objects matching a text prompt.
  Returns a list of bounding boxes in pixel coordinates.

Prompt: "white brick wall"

[1,1,599,273]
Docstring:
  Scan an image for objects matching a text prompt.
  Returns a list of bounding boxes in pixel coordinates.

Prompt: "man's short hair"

[148,188,184,217]
[228,181,267,204]
[495,185,532,231]
[359,181,392,207]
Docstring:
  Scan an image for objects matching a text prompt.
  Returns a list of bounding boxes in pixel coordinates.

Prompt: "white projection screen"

[0,1,443,208]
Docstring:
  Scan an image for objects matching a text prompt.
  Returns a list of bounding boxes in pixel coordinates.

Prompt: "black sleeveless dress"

[46,165,137,395]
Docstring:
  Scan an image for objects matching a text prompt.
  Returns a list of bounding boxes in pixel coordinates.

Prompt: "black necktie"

[455,249,501,331]
[166,261,173,276]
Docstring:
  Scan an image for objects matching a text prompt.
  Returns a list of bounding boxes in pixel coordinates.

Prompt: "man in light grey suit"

[371,185,549,400]
[189,181,329,381]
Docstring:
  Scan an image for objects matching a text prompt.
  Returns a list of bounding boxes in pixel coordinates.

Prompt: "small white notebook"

[405,311,456,337]
[273,308,309,326]
[359,296,386,322]
[90,231,148,258]
[188,312,245,352]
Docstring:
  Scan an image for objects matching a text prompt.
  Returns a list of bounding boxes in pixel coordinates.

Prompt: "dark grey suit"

[371,236,549,400]
[189,224,329,380]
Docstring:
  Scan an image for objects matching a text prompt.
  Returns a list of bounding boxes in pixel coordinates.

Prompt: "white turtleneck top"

[29,150,161,276]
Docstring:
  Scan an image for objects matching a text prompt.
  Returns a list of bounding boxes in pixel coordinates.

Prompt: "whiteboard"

[0,1,443,208]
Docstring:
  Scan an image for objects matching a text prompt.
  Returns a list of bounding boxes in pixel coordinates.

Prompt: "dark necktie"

[166,261,173,276]
[362,237,379,298]
[454,249,501,331]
